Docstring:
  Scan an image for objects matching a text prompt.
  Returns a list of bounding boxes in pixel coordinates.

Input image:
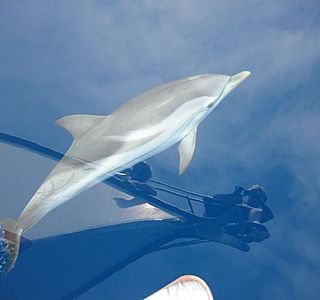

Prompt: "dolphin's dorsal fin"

[178,127,197,175]
[56,114,105,140]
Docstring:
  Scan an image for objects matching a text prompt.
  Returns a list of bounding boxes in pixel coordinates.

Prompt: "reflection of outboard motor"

[224,185,273,243]
[225,221,270,243]
[245,185,274,223]
[203,185,244,218]
[127,161,153,183]
[245,185,267,207]
[243,222,270,243]
[201,185,273,245]
[121,162,157,196]
[212,185,244,205]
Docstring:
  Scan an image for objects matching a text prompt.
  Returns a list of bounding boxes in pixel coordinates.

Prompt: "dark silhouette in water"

[203,185,273,243]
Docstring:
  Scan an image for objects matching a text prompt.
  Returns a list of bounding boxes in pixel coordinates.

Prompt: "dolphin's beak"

[221,71,251,97]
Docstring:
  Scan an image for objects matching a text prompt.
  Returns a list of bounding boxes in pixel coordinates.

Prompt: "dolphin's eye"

[207,102,214,108]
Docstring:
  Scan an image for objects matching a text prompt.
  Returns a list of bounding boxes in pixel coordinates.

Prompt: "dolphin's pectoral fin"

[178,127,197,175]
[56,114,106,140]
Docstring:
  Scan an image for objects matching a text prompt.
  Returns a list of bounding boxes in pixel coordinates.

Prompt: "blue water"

[1,1,320,299]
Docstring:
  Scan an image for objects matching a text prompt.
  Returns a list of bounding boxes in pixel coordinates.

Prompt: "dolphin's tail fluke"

[0,218,22,273]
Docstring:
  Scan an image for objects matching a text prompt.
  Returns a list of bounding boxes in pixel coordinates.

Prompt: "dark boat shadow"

[0,218,184,300]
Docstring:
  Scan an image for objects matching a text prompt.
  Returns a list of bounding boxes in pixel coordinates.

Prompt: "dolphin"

[1,71,250,271]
